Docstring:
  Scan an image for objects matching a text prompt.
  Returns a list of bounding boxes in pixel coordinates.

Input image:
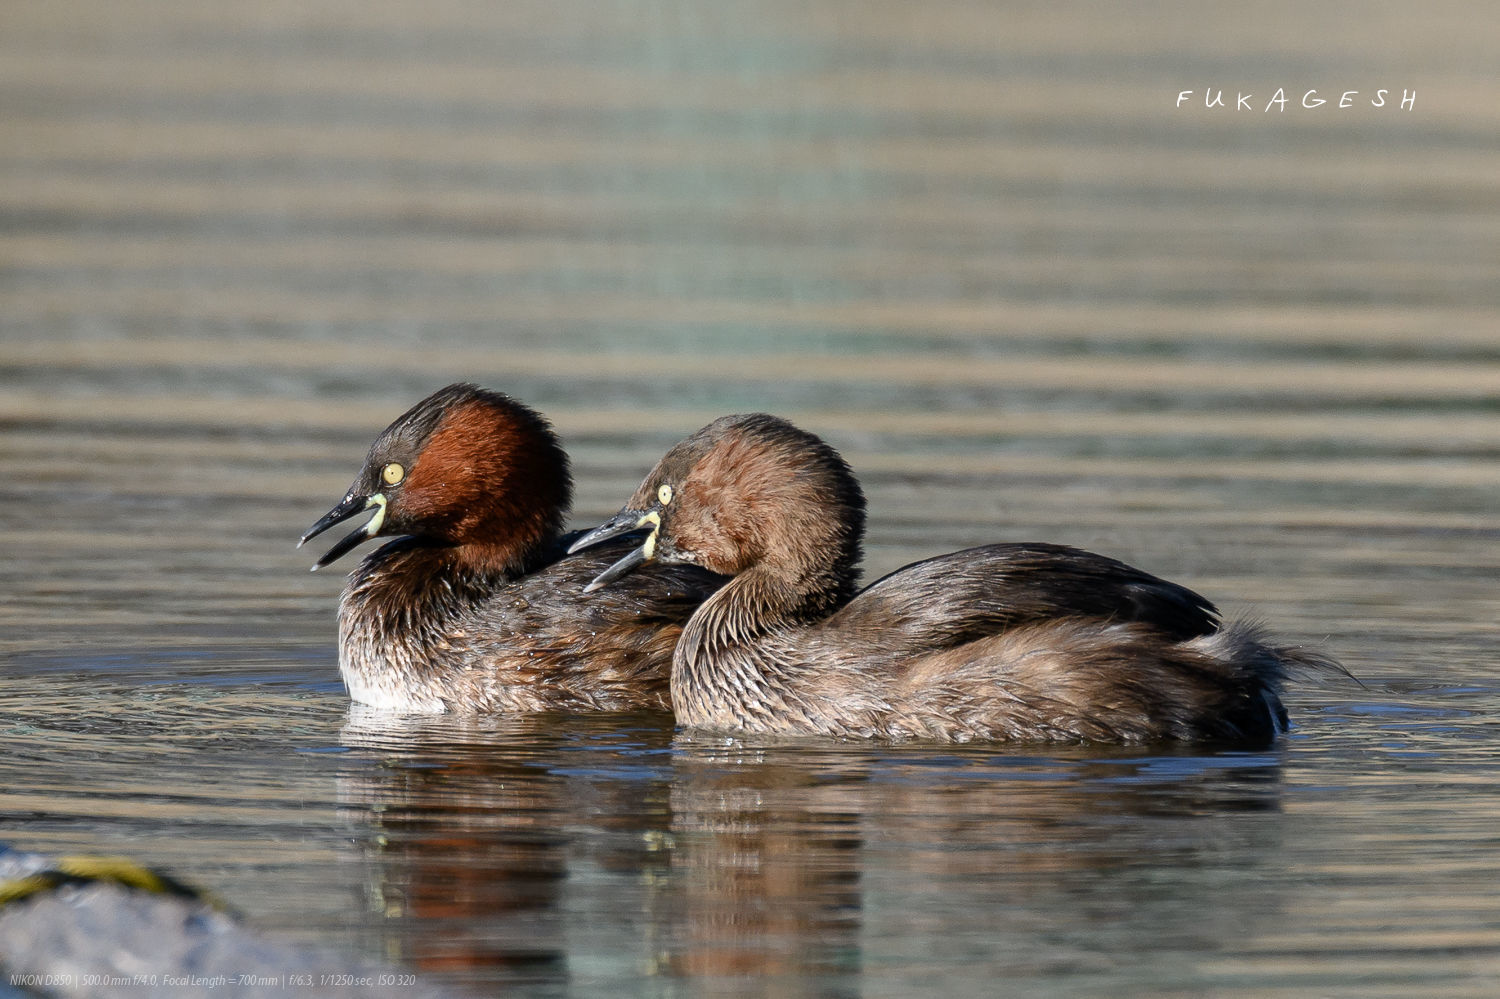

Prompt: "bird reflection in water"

[337,710,1285,993]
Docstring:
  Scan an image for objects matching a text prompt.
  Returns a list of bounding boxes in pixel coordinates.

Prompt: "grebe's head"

[571,414,864,612]
[300,383,570,575]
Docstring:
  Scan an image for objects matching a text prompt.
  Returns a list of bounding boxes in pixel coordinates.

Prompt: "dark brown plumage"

[299,384,722,712]
[571,413,1337,745]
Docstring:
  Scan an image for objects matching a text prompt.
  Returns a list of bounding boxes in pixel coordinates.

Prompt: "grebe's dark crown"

[575,413,865,611]
[301,383,571,573]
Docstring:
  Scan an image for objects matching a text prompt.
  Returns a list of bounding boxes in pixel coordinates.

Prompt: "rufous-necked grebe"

[570,413,1337,745]
[299,384,722,712]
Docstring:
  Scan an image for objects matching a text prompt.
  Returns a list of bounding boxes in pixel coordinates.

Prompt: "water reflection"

[337,711,1284,993]
[659,741,865,997]
[337,710,670,984]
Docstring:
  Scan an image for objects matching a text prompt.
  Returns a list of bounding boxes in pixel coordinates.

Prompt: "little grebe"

[299,384,722,712]
[570,413,1336,745]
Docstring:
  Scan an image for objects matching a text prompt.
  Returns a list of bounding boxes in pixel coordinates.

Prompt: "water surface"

[3,0,1499,995]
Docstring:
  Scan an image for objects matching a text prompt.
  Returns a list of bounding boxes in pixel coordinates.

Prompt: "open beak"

[570,509,661,592]
[299,493,389,571]
[584,544,652,592]
[567,510,648,555]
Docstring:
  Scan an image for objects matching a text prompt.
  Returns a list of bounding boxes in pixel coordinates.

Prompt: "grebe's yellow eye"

[657,483,674,506]
[381,462,405,486]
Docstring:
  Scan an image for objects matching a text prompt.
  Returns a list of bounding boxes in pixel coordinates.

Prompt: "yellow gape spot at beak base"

[365,493,389,536]
[636,510,661,559]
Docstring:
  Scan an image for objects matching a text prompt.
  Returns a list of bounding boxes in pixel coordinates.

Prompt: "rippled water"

[4,0,1500,995]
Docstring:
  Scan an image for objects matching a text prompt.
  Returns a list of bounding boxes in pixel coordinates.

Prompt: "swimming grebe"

[299,384,722,712]
[570,413,1334,744]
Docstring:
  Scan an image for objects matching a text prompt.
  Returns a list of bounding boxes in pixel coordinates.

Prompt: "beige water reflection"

[336,712,1290,995]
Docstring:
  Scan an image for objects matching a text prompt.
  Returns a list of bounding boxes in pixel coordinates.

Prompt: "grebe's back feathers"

[825,542,1219,657]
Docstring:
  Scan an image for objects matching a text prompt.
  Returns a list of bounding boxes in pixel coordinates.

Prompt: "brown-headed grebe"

[570,413,1337,745]
[299,384,722,712]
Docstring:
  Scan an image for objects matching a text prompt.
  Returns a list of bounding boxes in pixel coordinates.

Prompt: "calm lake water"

[3,0,1499,995]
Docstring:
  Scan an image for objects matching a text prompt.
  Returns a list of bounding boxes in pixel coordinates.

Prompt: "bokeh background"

[5,0,1496,652]
[3,1,1499,995]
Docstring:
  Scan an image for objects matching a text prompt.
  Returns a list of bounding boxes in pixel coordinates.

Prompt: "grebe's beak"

[567,509,648,555]
[572,509,662,592]
[299,492,389,571]
[584,543,652,592]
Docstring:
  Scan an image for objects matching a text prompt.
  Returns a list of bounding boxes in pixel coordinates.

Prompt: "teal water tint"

[4,0,1500,995]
